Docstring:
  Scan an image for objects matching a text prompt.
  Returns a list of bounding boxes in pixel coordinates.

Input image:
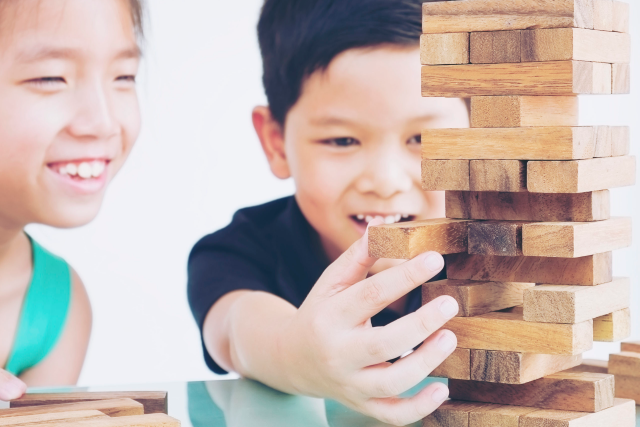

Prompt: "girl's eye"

[116,75,137,83]
[26,77,66,87]
[407,134,421,145]
[321,137,359,147]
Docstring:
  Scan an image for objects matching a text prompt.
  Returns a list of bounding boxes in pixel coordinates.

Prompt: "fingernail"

[0,381,23,401]
[432,387,449,403]
[424,253,444,272]
[439,298,459,318]
[438,333,456,353]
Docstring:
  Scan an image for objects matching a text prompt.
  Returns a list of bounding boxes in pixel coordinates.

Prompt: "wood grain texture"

[449,372,614,412]
[445,191,610,222]
[470,31,521,64]
[0,400,144,418]
[527,156,636,193]
[423,401,499,427]
[446,311,593,355]
[468,221,525,257]
[565,359,609,374]
[593,0,614,31]
[616,375,640,402]
[593,308,631,342]
[420,33,470,65]
[522,28,629,63]
[470,96,579,128]
[522,217,632,258]
[470,161,527,192]
[593,126,612,158]
[523,278,630,324]
[445,252,613,286]
[620,341,640,353]
[10,392,168,415]
[422,0,594,34]
[423,279,533,317]
[519,399,636,427]
[471,350,582,384]
[610,126,630,156]
[469,405,539,427]
[422,160,470,191]
[422,61,611,98]
[13,414,181,427]
[612,63,631,94]
[612,1,630,32]
[0,411,107,426]
[422,127,596,161]
[431,348,471,380]
[608,352,640,377]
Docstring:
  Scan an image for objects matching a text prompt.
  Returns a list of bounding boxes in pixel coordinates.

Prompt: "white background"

[26,0,639,387]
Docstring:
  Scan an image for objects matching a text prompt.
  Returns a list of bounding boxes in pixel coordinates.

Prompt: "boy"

[188,0,469,424]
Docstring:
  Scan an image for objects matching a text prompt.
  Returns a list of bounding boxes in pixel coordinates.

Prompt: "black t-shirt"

[187,196,445,374]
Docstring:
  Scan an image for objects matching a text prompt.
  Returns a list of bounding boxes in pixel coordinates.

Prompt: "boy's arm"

[202,223,459,426]
[20,269,92,387]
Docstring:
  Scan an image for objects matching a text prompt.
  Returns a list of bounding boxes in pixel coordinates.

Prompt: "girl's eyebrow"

[16,45,141,63]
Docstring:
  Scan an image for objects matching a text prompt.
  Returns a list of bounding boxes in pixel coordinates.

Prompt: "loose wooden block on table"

[421,0,594,34]
[593,308,631,342]
[446,252,613,286]
[521,217,632,258]
[449,372,615,413]
[471,350,582,384]
[420,33,469,65]
[527,156,636,193]
[612,63,631,94]
[612,1,630,33]
[368,219,469,259]
[0,399,144,418]
[470,31,521,64]
[621,341,640,353]
[0,410,107,426]
[422,279,533,317]
[616,375,640,402]
[519,399,636,427]
[446,191,610,222]
[610,126,630,156]
[523,278,630,324]
[423,401,498,427]
[608,352,640,377]
[593,0,614,31]
[431,348,471,380]
[422,160,470,191]
[470,161,526,192]
[21,414,180,427]
[469,405,539,427]
[470,96,579,128]
[446,311,593,355]
[566,359,609,374]
[422,61,611,98]
[10,392,168,415]
[422,127,596,161]
[468,221,525,257]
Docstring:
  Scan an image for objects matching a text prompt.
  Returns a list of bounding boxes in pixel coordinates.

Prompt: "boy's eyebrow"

[309,116,357,127]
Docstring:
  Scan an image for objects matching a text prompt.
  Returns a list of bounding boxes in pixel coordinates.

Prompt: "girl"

[0,0,143,399]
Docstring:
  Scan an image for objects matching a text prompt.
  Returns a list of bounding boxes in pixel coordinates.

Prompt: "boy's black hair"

[258,0,427,127]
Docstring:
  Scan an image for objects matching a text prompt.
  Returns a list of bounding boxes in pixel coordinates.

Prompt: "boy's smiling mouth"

[350,213,416,226]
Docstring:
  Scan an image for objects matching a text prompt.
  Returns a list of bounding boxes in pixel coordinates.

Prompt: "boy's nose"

[67,83,119,141]
[357,150,414,199]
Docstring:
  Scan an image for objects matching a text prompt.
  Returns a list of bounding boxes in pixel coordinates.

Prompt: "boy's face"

[256,46,469,260]
[0,0,140,230]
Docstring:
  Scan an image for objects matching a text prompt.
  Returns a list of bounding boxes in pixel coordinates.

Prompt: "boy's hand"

[0,369,26,401]
[278,220,458,425]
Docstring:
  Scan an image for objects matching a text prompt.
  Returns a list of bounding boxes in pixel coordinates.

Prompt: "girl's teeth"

[91,161,105,178]
[66,163,78,176]
[59,165,68,176]
[77,162,93,179]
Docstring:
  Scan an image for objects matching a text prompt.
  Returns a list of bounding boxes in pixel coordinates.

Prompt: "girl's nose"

[67,83,119,141]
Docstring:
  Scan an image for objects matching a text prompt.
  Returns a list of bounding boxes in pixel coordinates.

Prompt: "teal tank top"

[5,237,72,376]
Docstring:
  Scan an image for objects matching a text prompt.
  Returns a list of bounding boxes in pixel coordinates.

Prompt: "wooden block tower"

[369,0,637,425]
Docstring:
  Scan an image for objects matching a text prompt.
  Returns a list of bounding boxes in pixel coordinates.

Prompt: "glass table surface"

[9,377,640,426]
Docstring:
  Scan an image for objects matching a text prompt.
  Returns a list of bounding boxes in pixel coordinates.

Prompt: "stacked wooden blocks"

[609,342,640,403]
[369,0,636,425]
[2,392,180,426]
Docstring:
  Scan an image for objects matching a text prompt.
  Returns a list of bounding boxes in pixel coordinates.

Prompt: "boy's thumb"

[0,369,27,401]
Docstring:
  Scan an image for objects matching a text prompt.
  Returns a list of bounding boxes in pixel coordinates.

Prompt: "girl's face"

[0,0,141,230]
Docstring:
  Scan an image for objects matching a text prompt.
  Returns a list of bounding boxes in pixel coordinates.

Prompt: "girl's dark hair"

[129,0,145,40]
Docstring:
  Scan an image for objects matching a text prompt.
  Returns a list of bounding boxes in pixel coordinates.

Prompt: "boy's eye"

[407,134,421,145]
[321,137,360,147]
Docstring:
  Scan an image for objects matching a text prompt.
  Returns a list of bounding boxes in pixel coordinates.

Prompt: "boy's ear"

[252,106,291,179]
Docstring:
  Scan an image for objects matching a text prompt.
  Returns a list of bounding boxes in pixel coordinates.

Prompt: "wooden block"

[612,1,630,32]
[616,375,640,402]
[420,33,470,65]
[469,405,539,427]
[18,414,181,427]
[620,341,640,353]
[368,219,469,259]
[422,0,594,34]
[423,401,499,427]
[445,191,610,222]
[609,352,640,377]
[565,359,609,374]
[449,372,614,412]
[0,399,144,418]
[10,392,168,415]
[523,278,630,324]
[471,350,582,384]
[468,221,525,257]
[470,96,579,128]
[527,156,636,193]
[423,279,533,317]
[520,399,636,427]
[612,63,631,94]
[422,127,596,161]
[610,126,630,156]
[470,161,526,192]
[593,126,612,158]
[593,308,631,342]
[422,160,470,191]
[446,252,613,286]
[447,311,593,355]
[521,28,629,63]
[522,217,632,258]
[593,0,614,31]
[422,61,612,98]
[431,348,471,380]
[470,31,521,64]
[0,410,107,426]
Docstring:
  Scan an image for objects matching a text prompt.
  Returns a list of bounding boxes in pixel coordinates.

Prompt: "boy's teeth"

[395,214,402,222]
[365,215,373,223]
[357,214,365,221]
[384,215,395,224]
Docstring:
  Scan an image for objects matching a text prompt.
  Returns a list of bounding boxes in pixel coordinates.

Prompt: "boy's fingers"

[335,251,444,327]
[362,382,450,426]
[356,330,457,398]
[357,296,458,366]
[0,369,26,401]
